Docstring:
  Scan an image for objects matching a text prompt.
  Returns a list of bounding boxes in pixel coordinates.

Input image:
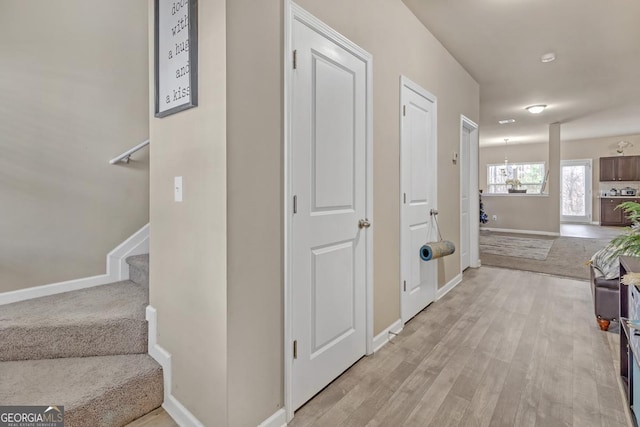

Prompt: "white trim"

[560,159,593,223]
[460,116,480,269]
[591,221,600,225]
[146,306,205,427]
[0,224,149,306]
[480,226,560,237]
[436,273,463,301]
[372,319,403,353]
[108,223,150,281]
[257,409,287,427]
[284,2,374,421]
[283,0,293,420]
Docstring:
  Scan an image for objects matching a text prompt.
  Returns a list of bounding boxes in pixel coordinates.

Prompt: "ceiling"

[402,0,640,147]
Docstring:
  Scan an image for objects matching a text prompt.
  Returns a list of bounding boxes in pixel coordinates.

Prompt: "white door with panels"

[289,14,370,411]
[400,77,437,324]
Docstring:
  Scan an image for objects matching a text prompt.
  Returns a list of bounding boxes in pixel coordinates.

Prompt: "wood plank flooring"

[290,267,632,427]
[125,408,177,427]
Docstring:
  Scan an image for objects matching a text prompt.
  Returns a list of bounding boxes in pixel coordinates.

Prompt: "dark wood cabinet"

[600,198,638,226]
[600,157,618,181]
[619,157,638,181]
[600,156,640,181]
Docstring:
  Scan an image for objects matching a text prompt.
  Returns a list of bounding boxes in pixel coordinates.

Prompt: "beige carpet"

[480,231,610,280]
[479,234,554,260]
[0,254,162,426]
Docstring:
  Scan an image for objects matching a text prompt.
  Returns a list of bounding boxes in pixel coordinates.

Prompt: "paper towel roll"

[420,240,456,261]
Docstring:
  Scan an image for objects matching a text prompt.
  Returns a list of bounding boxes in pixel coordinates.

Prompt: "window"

[487,162,546,194]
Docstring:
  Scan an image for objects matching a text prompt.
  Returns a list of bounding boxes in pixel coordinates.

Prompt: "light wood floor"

[125,408,177,427]
[560,223,622,239]
[290,267,631,427]
[127,267,630,427]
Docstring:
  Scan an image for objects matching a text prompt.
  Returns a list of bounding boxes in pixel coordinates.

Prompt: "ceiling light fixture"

[541,52,556,63]
[501,138,510,177]
[498,119,516,124]
[526,105,547,114]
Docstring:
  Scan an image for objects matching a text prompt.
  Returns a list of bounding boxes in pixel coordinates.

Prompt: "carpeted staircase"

[0,255,163,427]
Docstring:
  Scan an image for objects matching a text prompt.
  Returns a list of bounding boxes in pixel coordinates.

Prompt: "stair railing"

[109,139,150,164]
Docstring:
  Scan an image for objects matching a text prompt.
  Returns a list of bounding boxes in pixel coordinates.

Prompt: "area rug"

[479,234,553,260]
[480,231,611,280]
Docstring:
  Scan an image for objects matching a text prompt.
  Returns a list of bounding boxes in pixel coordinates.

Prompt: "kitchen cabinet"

[600,156,640,181]
[600,197,638,226]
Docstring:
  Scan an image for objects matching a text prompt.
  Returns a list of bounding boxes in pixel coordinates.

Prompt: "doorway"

[459,116,479,271]
[284,2,374,419]
[560,159,592,223]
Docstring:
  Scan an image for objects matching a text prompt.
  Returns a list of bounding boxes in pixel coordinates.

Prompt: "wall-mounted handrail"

[109,139,150,165]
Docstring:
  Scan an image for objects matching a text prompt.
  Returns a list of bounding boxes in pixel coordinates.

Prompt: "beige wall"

[226,0,478,425]
[226,1,284,426]
[479,124,562,235]
[148,0,228,425]
[0,0,149,292]
[479,142,560,233]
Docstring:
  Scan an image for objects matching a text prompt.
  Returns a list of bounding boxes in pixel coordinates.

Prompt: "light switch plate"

[174,176,183,202]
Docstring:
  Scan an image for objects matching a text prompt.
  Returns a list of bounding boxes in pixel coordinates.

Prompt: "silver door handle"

[358,219,371,229]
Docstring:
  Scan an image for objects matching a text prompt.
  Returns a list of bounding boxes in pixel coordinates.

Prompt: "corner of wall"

[146,305,206,427]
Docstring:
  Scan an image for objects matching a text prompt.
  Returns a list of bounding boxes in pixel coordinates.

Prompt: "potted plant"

[592,201,640,279]
[506,178,526,193]
[608,201,640,257]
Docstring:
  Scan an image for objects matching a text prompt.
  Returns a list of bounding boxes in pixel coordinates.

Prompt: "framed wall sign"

[154,0,198,118]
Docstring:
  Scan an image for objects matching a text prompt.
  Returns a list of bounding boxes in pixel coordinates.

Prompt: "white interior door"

[460,125,471,271]
[290,16,369,410]
[400,77,437,324]
[560,159,592,223]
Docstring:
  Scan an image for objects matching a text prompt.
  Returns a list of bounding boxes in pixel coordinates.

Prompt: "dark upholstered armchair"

[590,264,619,331]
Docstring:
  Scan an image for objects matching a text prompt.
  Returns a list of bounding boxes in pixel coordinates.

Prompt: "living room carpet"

[479,231,611,280]
[479,234,554,260]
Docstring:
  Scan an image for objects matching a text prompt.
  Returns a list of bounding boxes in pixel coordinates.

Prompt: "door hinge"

[293,195,297,214]
[403,280,407,292]
[403,105,406,116]
[293,50,297,69]
[293,340,298,359]
[403,193,406,204]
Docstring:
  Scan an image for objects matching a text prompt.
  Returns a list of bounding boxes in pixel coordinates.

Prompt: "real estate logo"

[0,406,64,427]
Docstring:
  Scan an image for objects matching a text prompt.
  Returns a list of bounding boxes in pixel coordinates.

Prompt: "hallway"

[289,267,629,427]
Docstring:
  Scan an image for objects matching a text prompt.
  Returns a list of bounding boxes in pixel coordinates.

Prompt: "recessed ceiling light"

[526,105,547,114]
[498,119,516,124]
[541,52,556,63]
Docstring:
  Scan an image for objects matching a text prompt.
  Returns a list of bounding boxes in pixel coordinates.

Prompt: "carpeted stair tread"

[0,354,163,427]
[0,281,148,361]
[126,254,149,287]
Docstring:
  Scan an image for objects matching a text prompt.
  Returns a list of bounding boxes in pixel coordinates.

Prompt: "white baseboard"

[437,273,462,301]
[372,319,403,353]
[257,409,287,427]
[146,306,205,427]
[0,223,150,306]
[480,226,560,237]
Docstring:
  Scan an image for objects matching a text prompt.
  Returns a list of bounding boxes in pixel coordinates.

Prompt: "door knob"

[358,219,371,229]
